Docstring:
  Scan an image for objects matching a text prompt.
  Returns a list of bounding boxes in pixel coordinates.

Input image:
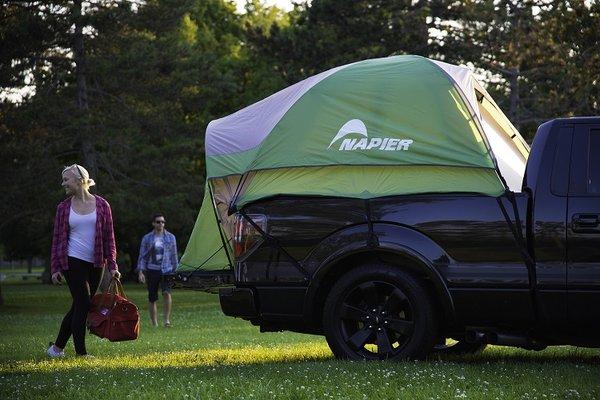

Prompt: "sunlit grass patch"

[2,343,333,374]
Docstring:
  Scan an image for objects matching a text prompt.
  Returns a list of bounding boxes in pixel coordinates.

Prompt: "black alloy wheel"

[323,264,438,360]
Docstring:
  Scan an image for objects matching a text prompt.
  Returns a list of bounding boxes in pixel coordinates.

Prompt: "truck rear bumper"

[219,287,258,318]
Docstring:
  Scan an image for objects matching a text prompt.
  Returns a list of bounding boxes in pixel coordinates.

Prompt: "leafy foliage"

[431,0,600,136]
[0,0,598,267]
[0,0,247,270]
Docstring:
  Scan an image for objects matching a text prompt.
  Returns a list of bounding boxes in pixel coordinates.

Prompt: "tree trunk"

[42,263,52,284]
[506,2,522,129]
[507,68,520,129]
[73,0,89,113]
[72,0,97,176]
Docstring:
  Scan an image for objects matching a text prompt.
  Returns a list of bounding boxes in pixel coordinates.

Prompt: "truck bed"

[240,192,533,329]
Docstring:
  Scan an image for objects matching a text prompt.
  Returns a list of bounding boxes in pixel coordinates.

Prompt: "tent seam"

[426,58,509,191]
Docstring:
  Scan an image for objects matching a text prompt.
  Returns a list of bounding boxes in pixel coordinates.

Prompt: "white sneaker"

[47,343,64,358]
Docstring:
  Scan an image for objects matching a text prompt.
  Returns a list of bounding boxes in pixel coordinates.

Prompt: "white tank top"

[68,207,97,263]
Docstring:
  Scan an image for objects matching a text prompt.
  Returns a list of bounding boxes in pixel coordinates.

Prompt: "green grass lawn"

[0,266,44,283]
[1,282,599,399]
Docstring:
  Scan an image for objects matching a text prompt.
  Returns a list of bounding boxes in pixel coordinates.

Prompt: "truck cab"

[526,118,600,332]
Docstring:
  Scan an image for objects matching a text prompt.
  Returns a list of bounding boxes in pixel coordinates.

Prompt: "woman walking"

[47,164,120,357]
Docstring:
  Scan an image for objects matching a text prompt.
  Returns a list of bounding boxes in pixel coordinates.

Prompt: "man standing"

[137,214,178,327]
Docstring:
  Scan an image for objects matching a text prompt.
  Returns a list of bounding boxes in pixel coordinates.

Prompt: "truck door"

[567,124,600,326]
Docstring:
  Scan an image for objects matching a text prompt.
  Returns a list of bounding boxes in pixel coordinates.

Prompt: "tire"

[432,340,487,355]
[322,263,438,360]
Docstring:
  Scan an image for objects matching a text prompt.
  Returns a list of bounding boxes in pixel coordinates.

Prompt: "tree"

[0,0,248,277]
[1,1,83,266]
[533,1,599,123]
[245,0,432,85]
[2,0,597,277]
[430,0,599,140]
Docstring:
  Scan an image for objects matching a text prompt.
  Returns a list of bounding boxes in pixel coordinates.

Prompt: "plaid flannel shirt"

[50,195,118,274]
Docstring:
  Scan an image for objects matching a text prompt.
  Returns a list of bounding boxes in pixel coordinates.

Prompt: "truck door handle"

[572,214,600,233]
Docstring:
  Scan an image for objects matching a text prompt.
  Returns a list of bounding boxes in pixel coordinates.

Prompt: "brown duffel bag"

[87,277,140,342]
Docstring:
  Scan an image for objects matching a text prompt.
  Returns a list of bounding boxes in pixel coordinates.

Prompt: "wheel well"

[310,250,451,331]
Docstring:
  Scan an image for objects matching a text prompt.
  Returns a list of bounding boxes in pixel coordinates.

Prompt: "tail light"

[233,214,267,258]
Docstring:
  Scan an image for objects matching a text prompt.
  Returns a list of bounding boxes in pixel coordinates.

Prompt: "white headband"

[63,164,96,187]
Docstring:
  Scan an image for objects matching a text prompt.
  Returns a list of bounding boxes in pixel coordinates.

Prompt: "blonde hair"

[62,164,96,188]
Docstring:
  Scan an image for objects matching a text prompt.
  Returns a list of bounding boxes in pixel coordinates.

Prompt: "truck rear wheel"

[322,264,438,360]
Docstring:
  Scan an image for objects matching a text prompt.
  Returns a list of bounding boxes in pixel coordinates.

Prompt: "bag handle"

[98,277,127,309]
[109,277,127,298]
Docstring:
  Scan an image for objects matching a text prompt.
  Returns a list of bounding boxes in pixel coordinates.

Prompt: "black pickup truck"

[218,117,600,360]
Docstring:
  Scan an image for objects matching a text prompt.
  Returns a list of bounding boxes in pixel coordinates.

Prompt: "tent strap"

[239,209,310,281]
[496,190,539,321]
[364,199,378,248]
[496,190,535,268]
[180,240,230,280]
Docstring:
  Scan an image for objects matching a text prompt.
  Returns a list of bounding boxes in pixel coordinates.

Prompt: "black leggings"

[55,257,103,355]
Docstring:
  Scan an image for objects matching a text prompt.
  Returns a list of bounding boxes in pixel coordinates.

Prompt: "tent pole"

[228,172,250,215]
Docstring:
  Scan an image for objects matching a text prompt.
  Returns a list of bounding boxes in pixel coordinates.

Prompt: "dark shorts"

[146,269,172,303]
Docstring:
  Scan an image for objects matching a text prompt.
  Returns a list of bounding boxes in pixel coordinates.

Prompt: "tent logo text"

[328,119,413,151]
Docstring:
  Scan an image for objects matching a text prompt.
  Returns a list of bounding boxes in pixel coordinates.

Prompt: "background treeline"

[0,0,598,277]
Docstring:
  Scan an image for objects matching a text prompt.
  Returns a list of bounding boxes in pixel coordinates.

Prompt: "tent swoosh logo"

[328,119,414,152]
[328,119,368,148]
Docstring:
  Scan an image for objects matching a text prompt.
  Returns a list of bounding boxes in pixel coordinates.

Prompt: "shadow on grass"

[431,345,600,365]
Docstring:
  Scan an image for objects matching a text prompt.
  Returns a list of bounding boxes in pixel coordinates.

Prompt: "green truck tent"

[179,55,530,272]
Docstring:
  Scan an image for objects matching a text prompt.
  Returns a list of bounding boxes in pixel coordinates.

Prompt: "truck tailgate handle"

[572,214,600,232]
